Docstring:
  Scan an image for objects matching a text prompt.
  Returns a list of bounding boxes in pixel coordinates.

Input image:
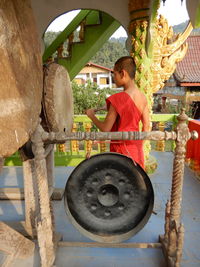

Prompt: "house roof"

[175,35,200,85]
[86,62,113,72]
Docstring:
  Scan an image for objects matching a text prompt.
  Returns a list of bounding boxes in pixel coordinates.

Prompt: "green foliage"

[165,101,195,118]
[91,38,129,69]
[72,81,117,114]
[43,31,61,48]
[173,20,200,34]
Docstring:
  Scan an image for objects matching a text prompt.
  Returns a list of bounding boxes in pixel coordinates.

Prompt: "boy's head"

[114,56,136,79]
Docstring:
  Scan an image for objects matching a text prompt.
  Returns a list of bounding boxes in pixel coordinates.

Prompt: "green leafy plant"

[72,81,117,114]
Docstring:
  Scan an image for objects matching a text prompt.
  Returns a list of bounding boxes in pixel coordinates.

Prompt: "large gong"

[64,153,154,243]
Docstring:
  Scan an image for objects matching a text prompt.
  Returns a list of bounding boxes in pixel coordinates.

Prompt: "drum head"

[43,63,73,132]
[0,1,42,157]
[64,153,154,243]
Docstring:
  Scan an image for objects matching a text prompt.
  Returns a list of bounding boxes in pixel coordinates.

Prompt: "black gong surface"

[64,153,154,243]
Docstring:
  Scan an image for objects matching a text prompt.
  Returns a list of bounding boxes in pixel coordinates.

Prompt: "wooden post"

[170,110,190,224]
[45,144,55,197]
[31,124,55,267]
[160,109,191,267]
[23,159,38,237]
[164,200,171,241]
[175,223,184,267]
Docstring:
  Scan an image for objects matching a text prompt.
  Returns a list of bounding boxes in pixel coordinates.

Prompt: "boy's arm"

[86,104,117,132]
[141,104,151,132]
[94,105,107,112]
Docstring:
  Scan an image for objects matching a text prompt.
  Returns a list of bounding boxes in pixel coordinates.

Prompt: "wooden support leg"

[160,109,191,267]
[23,159,38,237]
[175,223,184,267]
[31,125,55,267]
[0,222,35,266]
[45,144,55,197]
[164,200,171,241]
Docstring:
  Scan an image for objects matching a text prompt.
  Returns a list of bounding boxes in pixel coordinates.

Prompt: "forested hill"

[43,21,200,70]
[173,20,200,33]
[90,37,128,69]
[109,37,127,44]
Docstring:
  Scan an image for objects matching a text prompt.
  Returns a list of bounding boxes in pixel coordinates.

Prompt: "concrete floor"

[0,151,200,266]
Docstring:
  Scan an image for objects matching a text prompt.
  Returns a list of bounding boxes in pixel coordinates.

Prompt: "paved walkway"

[0,151,200,266]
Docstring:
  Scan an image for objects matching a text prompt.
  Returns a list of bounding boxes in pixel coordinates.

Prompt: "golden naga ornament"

[129,14,193,97]
[151,15,193,93]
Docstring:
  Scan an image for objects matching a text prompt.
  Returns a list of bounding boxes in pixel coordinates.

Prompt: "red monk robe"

[106,91,144,168]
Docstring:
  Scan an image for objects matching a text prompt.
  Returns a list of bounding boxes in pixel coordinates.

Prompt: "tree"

[91,39,129,68]
[72,81,117,114]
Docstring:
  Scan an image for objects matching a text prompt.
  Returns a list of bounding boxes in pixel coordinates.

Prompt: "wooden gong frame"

[0,109,198,267]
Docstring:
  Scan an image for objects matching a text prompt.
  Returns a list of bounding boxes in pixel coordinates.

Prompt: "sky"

[46,0,189,38]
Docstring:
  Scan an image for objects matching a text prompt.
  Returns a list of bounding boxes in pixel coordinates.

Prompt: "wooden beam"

[58,241,162,249]
[0,188,64,200]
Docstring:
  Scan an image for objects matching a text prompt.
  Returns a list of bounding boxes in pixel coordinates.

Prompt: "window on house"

[74,78,84,85]
[100,77,109,85]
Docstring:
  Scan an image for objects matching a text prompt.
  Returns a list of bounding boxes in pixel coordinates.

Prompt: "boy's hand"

[85,108,95,119]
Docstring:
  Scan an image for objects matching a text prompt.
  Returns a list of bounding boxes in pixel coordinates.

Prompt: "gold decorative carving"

[140,33,146,44]
[138,63,144,73]
[144,71,149,80]
[58,143,66,152]
[140,20,148,30]
[139,48,145,58]
[151,16,193,93]
[156,122,165,151]
[129,20,148,35]
[129,13,193,173]
[133,56,139,66]
[134,40,140,51]
[71,123,79,152]
[85,122,93,158]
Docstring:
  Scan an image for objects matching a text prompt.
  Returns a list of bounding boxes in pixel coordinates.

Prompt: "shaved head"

[114,56,136,79]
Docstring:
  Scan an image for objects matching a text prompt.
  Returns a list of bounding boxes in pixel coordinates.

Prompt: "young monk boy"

[85,56,150,169]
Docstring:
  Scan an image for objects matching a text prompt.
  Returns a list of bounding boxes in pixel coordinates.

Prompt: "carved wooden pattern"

[31,125,55,267]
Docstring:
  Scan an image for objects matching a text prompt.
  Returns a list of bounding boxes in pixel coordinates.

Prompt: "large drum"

[0,0,42,157]
[64,153,154,243]
[42,63,74,133]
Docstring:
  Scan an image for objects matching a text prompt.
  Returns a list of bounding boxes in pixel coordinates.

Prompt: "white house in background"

[73,62,114,89]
